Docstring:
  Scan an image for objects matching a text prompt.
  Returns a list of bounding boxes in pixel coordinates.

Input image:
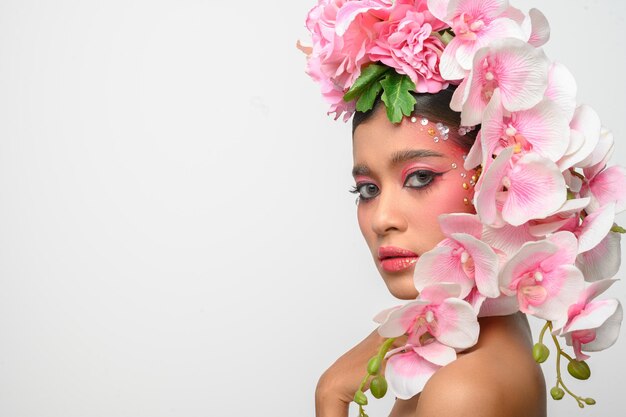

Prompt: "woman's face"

[352,107,477,299]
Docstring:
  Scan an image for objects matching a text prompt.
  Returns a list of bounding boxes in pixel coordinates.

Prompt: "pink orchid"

[544,62,577,121]
[583,128,615,180]
[480,88,570,165]
[557,280,623,361]
[576,232,622,282]
[526,8,550,47]
[413,214,500,298]
[368,6,448,93]
[428,0,526,80]
[475,147,567,227]
[384,340,456,399]
[378,283,480,349]
[452,38,551,126]
[557,105,602,171]
[499,232,584,321]
[581,165,626,214]
[561,203,616,254]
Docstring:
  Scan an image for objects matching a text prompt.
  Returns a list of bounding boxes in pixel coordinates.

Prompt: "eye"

[349,183,380,201]
[404,170,438,189]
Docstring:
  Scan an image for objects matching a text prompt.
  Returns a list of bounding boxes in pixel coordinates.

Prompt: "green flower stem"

[548,323,586,408]
[355,337,397,417]
[539,321,550,345]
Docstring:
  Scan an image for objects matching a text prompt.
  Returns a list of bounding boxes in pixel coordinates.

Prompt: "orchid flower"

[475,147,567,227]
[452,38,550,126]
[413,214,500,298]
[557,280,623,361]
[428,0,526,80]
[499,231,584,322]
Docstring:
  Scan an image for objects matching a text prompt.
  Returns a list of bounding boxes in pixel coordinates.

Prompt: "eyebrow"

[352,149,446,177]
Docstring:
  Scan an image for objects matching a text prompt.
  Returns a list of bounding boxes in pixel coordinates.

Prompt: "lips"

[378,246,419,273]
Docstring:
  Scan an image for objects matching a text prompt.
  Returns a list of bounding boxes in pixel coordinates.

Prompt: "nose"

[370,188,408,236]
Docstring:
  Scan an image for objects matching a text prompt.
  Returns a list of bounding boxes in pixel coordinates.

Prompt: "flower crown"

[299,0,625,413]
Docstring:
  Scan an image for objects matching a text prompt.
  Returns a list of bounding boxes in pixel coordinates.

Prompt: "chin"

[382,273,419,300]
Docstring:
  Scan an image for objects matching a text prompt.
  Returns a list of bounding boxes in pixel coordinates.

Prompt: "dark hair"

[351,84,478,151]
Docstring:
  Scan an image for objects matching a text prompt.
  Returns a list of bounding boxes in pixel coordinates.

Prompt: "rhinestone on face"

[436,122,444,130]
[411,116,417,123]
[427,127,436,136]
[434,137,440,143]
[469,179,476,186]
[451,163,457,169]
[462,154,467,160]
[442,134,448,140]
[462,182,469,190]
[420,118,429,126]
[441,126,450,134]
[461,172,467,178]
[463,197,470,205]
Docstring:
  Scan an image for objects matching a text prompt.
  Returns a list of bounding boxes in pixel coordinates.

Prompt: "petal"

[583,301,622,352]
[545,62,577,121]
[427,0,451,22]
[527,265,585,321]
[499,239,558,290]
[438,213,483,239]
[440,38,468,80]
[475,146,514,226]
[576,232,622,282]
[378,300,430,338]
[566,299,620,333]
[482,222,537,257]
[559,105,601,170]
[577,203,615,253]
[373,305,403,324]
[588,166,626,213]
[480,88,506,158]
[464,130,483,170]
[509,98,571,161]
[385,349,440,400]
[488,38,550,112]
[478,294,519,317]
[528,8,550,47]
[448,0,508,20]
[434,298,480,348]
[451,233,500,298]
[578,128,614,169]
[419,282,463,304]
[413,246,475,298]
[502,153,567,226]
[414,341,457,366]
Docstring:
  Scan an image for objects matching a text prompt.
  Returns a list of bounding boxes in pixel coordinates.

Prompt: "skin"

[315,105,547,417]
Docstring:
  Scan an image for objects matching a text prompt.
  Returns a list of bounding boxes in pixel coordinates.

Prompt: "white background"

[0,0,625,416]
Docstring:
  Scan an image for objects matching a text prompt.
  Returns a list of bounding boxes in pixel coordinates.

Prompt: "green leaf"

[343,63,390,102]
[611,224,626,234]
[356,81,383,112]
[380,73,416,124]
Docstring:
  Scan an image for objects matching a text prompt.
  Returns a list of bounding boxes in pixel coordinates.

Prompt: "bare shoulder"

[414,341,546,417]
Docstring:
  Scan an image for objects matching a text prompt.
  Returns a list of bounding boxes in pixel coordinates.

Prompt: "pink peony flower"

[368,6,449,93]
[304,0,385,120]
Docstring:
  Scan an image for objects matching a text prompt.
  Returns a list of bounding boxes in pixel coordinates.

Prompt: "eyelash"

[349,170,443,202]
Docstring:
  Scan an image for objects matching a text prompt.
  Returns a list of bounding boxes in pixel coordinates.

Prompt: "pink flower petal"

[478,294,519,317]
[434,298,480,348]
[427,0,450,22]
[438,213,483,239]
[499,239,558,292]
[577,203,615,253]
[420,282,463,304]
[378,300,430,338]
[587,166,626,213]
[413,246,475,298]
[439,37,468,80]
[475,146,514,226]
[566,299,621,333]
[414,341,457,366]
[451,233,500,298]
[528,8,550,47]
[526,265,584,321]
[385,349,440,400]
[544,62,577,121]
[559,105,601,170]
[578,128,614,169]
[582,302,622,352]
[502,153,567,226]
[373,305,403,324]
[576,232,621,282]
[482,222,537,256]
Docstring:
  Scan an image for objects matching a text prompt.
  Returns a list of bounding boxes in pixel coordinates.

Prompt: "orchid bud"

[584,397,596,405]
[550,386,565,400]
[367,356,381,375]
[370,375,388,399]
[354,390,368,406]
[567,360,591,380]
[532,343,550,363]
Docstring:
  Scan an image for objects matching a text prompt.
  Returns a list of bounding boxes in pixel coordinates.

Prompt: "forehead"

[352,110,465,164]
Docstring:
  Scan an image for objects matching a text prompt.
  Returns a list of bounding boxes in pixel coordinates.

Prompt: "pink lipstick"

[378,246,419,273]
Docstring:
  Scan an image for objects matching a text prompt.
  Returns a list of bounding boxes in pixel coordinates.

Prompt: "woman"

[315,88,546,417]
[300,1,624,416]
